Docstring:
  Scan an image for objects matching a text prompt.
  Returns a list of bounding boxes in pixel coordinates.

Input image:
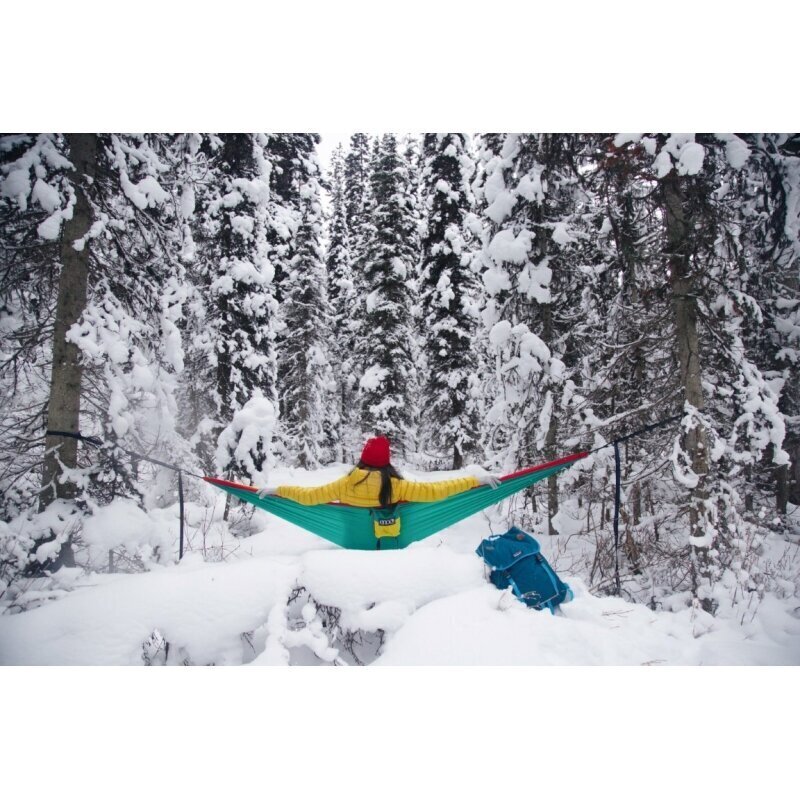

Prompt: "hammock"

[205,452,588,550]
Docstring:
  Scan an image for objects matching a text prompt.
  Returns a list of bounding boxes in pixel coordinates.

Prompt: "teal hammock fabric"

[205,452,588,550]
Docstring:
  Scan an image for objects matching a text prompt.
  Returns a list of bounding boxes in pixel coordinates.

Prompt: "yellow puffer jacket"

[276,468,479,507]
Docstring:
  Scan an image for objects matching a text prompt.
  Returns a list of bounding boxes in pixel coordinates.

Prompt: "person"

[259,436,501,507]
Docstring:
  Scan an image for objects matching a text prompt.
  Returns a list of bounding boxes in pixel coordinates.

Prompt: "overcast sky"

[317,132,352,170]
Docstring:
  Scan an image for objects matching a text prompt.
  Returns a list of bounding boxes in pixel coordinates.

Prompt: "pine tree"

[603,134,789,609]
[0,135,67,520]
[344,133,371,234]
[1,134,193,572]
[279,144,336,468]
[418,133,480,468]
[189,134,279,481]
[326,144,356,461]
[355,134,417,454]
[474,133,593,531]
[737,134,800,512]
[400,135,425,456]
[580,135,679,574]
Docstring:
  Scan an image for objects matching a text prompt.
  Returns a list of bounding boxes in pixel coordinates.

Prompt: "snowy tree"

[599,134,790,609]
[343,133,371,234]
[474,133,594,531]
[737,134,800,512]
[1,134,92,570]
[187,134,279,482]
[263,134,319,304]
[354,134,417,454]
[326,144,357,460]
[0,133,194,574]
[0,136,66,522]
[418,133,480,468]
[279,150,337,468]
[2,127,797,624]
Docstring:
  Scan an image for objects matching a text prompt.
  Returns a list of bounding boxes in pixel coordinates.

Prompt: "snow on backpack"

[476,527,573,613]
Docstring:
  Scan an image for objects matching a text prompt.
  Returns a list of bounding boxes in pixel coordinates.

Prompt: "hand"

[478,473,502,490]
[465,464,502,489]
[257,483,279,498]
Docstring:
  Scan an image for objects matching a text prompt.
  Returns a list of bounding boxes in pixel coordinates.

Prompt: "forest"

[1,132,799,664]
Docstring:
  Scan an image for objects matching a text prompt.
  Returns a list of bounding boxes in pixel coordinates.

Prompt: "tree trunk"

[452,441,463,471]
[776,436,800,512]
[546,412,559,535]
[776,266,799,513]
[663,171,712,601]
[37,134,97,571]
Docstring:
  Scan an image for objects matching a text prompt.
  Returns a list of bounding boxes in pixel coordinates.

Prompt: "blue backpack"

[476,527,573,614]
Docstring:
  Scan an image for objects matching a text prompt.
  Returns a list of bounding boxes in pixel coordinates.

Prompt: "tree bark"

[37,134,97,570]
[663,171,711,595]
[546,412,559,535]
[776,266,800,513]
[452,442,463,471]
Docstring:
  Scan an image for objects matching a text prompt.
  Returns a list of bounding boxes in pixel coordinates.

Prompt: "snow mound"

[2,536,799,666]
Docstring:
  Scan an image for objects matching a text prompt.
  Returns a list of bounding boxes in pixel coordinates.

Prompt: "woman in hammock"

[260,436,501,507]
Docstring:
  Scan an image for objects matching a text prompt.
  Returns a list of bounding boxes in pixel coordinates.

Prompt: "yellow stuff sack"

[371,506,401,539]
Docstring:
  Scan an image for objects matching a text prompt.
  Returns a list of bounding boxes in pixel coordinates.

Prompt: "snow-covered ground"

[2,464,799,666]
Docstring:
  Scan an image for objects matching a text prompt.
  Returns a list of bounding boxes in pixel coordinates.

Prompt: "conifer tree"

[604,134,789,608]
[261,134,324,439]
[355,134,417,454]
[474,133,592,530]
[0,135,67,519]
[326,144,357,460]
[189,134,279,481]
[344,133,371,234]
[1,133,192,571]
[418,133,480,468]
[737,134,800,512]
[400,135,425,453]
[279,145,336,468]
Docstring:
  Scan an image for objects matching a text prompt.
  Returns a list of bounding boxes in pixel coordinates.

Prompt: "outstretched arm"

[275,475,347,506]
[393,475,480,503]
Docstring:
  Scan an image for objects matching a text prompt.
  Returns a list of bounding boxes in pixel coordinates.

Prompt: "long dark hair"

[352,460,403,507]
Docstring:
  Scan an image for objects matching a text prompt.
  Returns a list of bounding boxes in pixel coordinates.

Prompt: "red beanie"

[360,436,391,468]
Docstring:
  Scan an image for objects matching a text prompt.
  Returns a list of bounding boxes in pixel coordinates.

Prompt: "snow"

[488,320,512,347]
[231,215,255,239]
[31,178,61,212]
[516,169,545,203]
[179,184,195,219]
[215,391,277,484]
[359,364,388,391]
[1,168,32,207]
[230,258,267,285]
[2,462,798,666]
[37,212,65,240]
[120,173,169,210]
[82,498,171,556]
[519,329,552,365]
[2,512,798,665]
[485,189,516,223]
[518,258,552,303]
[0,556,295,665]
[713,133,749,169]
[551,221,576,246]
[653,134,706,178]
[486,228,532,265]
[653,149,673,178]
[613,133,643,148]
[482,264,511,296]
[677,141,706,176]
